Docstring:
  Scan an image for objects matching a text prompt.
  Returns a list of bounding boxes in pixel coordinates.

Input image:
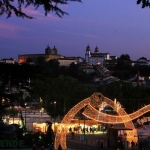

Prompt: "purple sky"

[0,0,150,61]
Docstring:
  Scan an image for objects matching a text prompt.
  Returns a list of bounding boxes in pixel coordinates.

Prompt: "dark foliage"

[0,1,149,19]
[0,0,81,19]
[137,0,150,8]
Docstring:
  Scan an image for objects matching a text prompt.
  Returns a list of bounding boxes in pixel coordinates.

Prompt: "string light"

[54,92,143,149]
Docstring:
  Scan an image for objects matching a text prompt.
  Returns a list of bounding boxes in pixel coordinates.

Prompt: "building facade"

[18,45,61,63]
[58,57,84,66]
[85,45,117,66]
[85,45,110,65]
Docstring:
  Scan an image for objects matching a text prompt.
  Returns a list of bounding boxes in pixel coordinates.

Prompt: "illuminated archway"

[54,92,147,149]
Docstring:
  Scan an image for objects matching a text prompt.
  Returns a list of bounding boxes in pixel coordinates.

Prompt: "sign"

[0,140,24,148]
[137,117,150,125]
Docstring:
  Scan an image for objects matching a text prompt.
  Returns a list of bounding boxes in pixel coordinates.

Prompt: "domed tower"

[94,46,99,53]
[85,45,91,62]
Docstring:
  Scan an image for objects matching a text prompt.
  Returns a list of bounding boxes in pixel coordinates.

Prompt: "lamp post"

[39,97,43,117]
[54,101,56,133]
[40,97,43,106]
[120,84,122,105]
[24,103,26,129]
[83,104,86,141]
[83,115,85,140]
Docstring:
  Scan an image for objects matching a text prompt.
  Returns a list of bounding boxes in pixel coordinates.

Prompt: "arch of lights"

[54,92,149,150]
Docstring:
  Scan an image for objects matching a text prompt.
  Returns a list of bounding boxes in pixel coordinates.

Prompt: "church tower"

[85,45,91,62]
[94,46,99,53]
[45,45,51,54]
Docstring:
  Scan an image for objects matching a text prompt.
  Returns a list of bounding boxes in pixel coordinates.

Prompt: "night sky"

[0,0,150,61]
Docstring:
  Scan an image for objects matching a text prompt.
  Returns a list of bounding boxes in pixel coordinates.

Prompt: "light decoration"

[83,103,150,124]
[54,98,90,149]
[54,92,150,149]
[2,97,5,105]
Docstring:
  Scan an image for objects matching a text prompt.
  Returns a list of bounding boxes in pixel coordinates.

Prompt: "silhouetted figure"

[101,139,104,149]
[96,138,101,148]
[125,141,129,150]
[69,127,72,132]
[46,121,55,145]
[116,139,123,150]
[131,140,135,149]
[139,142,143,150]
[71,131,75,139]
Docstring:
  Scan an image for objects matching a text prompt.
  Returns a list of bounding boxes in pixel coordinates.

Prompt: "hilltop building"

[85,45,117,66]
[18,45,62,63]
[18,45,84,66]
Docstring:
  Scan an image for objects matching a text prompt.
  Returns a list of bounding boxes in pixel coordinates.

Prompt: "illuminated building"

[85,45,117,66]
[18,45,61,63]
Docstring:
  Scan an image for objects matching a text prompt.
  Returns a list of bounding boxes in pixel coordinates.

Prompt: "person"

[96,138,101,148]
[116,140,120,150]
[116,139,123,150]
[120,140,123,150]
[71,131,75,139]
[135,142,138,150]
[46,121,55,146]
[90,127,92,133]
[125,141,129,150]
[101,139,104,149]
[139,142,143,150]
[131,140,135,150]
[69,127,72,132]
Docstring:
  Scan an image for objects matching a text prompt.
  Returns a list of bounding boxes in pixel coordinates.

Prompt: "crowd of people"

[116,139,145,150]
[68,126,105,134]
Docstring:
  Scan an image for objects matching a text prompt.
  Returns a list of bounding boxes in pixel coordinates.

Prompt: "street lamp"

[40,97,43,106]
[83,104,86,141]
[54,101,56,133]
[120,84,122,104]
[24,103,26,129]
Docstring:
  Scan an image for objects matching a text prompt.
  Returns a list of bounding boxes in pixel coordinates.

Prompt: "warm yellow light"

[54,92,139,150]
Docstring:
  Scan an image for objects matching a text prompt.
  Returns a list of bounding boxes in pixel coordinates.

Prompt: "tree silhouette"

[0,1,149,19]
[138,57,147,61]
[137,0,150,8]
[0,0,81,19]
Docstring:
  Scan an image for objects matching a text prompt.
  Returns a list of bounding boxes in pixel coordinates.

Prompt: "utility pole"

[83,104,86,141]
[120,84,122,105]
[54,101,56,133]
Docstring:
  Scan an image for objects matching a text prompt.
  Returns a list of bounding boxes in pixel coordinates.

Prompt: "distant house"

[129,58,150,67]
[128,73,146,87]
[137,59,150,66]
[105,56,118,68]
[79,62,95,74]
[58,56,84,66]
[0,58,16,64]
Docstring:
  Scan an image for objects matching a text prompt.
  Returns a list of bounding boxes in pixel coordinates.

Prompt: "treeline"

[1,55,150,118]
